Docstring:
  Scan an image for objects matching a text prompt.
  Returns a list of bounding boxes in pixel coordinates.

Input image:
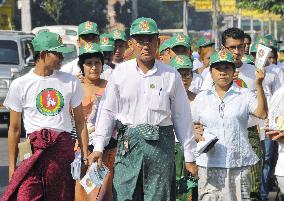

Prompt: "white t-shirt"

[4,70,83,134]
[192,59,203,71]
[189,73,203,94]
[100,64,113,81]
[268,87,284,176]
[60,58,81,76]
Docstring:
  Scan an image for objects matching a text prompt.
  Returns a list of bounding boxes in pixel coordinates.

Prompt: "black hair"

[210,61,236,72]
[222,28,245,46]
[34,52,40,63]
[244,33,252,43]
[271,47,278,64]
[78,53,104,76]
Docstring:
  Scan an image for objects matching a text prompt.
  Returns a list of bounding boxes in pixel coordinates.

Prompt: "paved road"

[0,124,282,200]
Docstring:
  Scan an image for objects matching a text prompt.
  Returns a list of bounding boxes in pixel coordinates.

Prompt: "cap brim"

[114,37,127,41]
[171,42,190,49]
[199,42,215,48]
[101,46,114,52]
[79,30,99,36]
[54,46,75,54]
[79,50,103,56]
[130,31,159,36]
[210,60,235,67]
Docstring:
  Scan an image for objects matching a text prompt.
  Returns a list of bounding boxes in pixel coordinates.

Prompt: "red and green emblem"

[140,21,149,31]
[177,34,185,42]
[36,88,64,116]
[85,21,93,30]
[101,37,109,45]
[234,78,247,88]
[176,56,184,65]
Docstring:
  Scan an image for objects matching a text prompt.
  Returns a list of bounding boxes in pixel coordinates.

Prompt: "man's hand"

[76,72,84,83]
[266,129,284,140]
[8,166,16,182]
[185,162,198,178]
[194,122,204,142]
[87,151,103,168]
[255,69,265,85]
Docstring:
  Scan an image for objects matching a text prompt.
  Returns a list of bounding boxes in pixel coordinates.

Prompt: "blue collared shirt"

[191,83,259,168]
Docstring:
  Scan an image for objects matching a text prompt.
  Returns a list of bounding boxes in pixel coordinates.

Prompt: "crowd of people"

[1,17,284,201]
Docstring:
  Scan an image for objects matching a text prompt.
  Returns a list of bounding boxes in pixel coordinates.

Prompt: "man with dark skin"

[244,33,252,55]
[89,17,197,201]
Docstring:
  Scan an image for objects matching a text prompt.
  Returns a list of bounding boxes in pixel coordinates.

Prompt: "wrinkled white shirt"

[189,73,203,94]
[100,64,113,81]
[191,83,259,168]
[60,58,81,76]
[93,59,197,162]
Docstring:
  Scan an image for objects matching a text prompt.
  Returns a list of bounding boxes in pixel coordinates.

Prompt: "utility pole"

[132,0,138,21]
[260,20,264,36]
[274,21,278,40]
[237,9,242,29]
[183,0,188,35]
[212,0,218,47]
[268,18,272,35]
[250,17,253,38]
[20,0,32,32]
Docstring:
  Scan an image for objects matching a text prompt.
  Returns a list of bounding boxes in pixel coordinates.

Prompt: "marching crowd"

[1,17,284,201]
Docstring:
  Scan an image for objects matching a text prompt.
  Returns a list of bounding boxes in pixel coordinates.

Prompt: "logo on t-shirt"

[234,78,248,88]
[36,88,64,116]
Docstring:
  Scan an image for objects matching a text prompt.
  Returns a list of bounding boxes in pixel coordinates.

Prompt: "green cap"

[78,21,99,36]
[264,34,274,41]
[257,36,276,49]
[170,55,193,70]
[170,34,191,49]
[197,37,215,48]
[100,33,115,52]
[111,29,127,41]
[159,39,171,53]
[130,17,158,36]
[241,54,255,64]
[250,42,257,53]
[210,50,235,67]
[79,42,103,56]
[32,31,74,53]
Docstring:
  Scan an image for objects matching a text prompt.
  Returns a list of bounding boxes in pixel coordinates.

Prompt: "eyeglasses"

[133,37,157,48]
[219,101,225,119]
[224,45,244,52]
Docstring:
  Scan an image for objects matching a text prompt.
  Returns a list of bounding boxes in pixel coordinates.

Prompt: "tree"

[41,0,64,24]
[238,0,284,16]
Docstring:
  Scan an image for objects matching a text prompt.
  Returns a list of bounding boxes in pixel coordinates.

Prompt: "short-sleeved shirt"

[268,87,284,176]
[4,70,83,134]
[191,83,259,168]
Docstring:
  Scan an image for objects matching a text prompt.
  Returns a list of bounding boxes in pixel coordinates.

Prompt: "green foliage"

[238,0,284,16]
[41,0,63,24]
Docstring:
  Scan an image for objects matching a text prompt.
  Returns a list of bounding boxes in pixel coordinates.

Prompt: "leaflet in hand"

[195,132,219,156]
[276,114,284,131]
[255,43,271,70]
[80,162,109,194]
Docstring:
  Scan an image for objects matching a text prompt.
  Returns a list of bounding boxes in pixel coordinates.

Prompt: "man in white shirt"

[111,29,128,65]
[60,21,100,75]
[99,33,115,81]
[2,31,89,201]
[89,17,197,201]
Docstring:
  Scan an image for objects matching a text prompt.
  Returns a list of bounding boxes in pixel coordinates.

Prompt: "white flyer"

[80,162,109,194]
[255,43,271,70]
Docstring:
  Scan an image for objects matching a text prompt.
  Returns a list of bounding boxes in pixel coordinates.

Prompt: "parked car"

[0,31,35,129]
